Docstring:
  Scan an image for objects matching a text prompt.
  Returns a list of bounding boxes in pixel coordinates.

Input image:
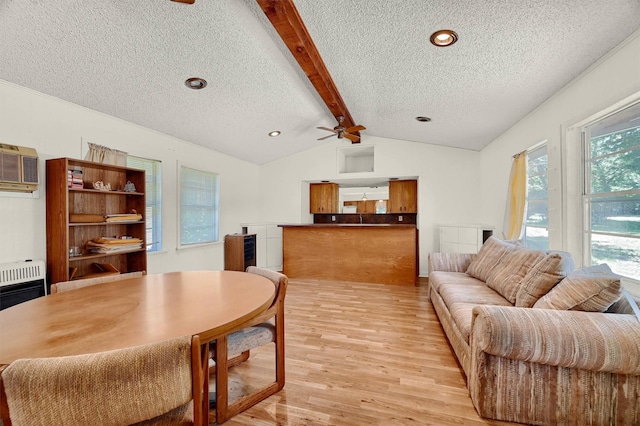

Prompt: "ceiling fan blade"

[345,125,366,133]
[171,0,195,3]
[316,127,336,132]
[318,134,336,141]
[344,133,360,143]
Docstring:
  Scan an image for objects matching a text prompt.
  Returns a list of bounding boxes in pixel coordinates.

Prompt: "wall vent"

[0,260,47,310]
[0,260,46,287]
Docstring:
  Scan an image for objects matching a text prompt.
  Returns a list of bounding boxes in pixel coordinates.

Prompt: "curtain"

[85,143,128,166]
[502,151,527,240]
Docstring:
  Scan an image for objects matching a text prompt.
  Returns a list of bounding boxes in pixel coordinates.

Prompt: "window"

[127,156,162,253]
[179,165,219,246]
[523,144,549,250]
[582,101,640,281]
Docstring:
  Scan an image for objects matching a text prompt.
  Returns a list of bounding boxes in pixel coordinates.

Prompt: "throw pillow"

[515,251,575,307]
[486,248,546,304]
[466,236,519,282]
[606,292,640,314]
[533,264,622,312]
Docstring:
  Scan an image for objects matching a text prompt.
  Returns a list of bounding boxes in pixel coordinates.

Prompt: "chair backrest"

[50,271,145,294]
[0,335,201,426]
[245,266,288,311]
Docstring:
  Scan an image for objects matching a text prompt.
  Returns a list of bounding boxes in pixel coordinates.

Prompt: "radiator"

[0,260,47,310]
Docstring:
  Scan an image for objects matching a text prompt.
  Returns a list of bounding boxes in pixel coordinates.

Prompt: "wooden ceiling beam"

[255,0,361,142]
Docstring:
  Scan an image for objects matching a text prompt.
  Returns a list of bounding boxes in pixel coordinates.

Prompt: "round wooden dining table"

[0,270,275,425]
[0,270,276,364]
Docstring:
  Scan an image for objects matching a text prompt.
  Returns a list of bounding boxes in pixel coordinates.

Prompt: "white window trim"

[563,91,640,263]
[523,141,549,250]
[563,91,640,296]
[177,161,220,250]
[127,155,162,253]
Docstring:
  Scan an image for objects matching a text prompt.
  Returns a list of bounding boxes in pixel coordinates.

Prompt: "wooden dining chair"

[0,335,203,426]
[210,266,288,424]
[50,270,145,293]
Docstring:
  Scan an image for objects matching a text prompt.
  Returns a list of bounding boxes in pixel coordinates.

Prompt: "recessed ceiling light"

[185,77,207,90]
[430,30,458,47]
[268,131,281,137]
[416,116,432,122]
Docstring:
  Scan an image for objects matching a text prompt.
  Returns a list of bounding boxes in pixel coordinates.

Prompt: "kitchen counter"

[279,224,418,285]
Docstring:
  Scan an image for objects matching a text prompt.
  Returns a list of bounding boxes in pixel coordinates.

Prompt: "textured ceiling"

[1,1,639,164]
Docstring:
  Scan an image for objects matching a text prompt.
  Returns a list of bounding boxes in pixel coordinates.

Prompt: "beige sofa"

[428,237,640,425]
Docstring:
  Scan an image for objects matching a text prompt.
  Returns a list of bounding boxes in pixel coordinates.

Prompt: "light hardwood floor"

[214,278,516,425]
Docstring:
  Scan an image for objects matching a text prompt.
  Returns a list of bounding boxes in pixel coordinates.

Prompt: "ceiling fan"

[317,116,366,143]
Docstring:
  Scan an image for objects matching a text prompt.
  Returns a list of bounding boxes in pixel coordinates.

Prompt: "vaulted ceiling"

[1,1,639,164]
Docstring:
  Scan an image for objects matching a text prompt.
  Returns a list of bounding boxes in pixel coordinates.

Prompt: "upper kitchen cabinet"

[357,200,377,213]
[387,179,417,213]
[310,182,339,213]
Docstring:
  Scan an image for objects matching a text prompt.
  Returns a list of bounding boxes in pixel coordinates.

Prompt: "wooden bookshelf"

[46,158,147,285]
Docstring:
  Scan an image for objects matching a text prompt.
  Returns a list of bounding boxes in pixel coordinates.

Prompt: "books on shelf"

[105,213,143,223]
[86,236,143,254]
[67,168,84,189]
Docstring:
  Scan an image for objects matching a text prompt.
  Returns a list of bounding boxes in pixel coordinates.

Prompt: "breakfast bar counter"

[280,224,418,285]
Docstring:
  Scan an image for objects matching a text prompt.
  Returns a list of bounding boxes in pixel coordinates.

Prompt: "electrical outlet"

[399,215,403,221]
[331,215,336,221]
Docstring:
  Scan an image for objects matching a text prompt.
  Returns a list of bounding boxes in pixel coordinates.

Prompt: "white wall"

[0,80,260,273]
[256,136,483,276]
[479,30,640,256]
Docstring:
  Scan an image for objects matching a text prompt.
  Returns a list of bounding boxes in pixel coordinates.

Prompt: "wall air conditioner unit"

[0,144,39,193]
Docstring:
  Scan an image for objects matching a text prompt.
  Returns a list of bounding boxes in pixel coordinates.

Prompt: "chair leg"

[213,344,278,423]
[225,382,280,420]
[222,339,284,421]
[215,335,229,424]
[186,336,208,426]
[275,314,285,390]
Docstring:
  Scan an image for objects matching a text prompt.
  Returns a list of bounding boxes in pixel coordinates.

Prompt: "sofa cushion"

[429,271,485,294]
[533,264,622,312]
[466,237,519,282]
[485,248,545,304]
[515,251,575,307]
[438,281,512,311]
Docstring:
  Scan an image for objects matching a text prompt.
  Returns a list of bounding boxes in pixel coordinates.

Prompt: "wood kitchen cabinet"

[344,200,385,214]
[387,179,417,213]
[310,182,338,213]
[357,200,377,213]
